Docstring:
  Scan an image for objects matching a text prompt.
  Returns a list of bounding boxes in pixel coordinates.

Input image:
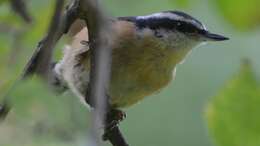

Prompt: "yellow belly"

[109,61,173,108]
[80,39,179,108]
[108,39,177,108]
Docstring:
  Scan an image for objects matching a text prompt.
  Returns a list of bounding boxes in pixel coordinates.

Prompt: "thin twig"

[29,0,65,80]
[78,0,129,146]
[79,0,111,145]
[10,0,32,23]
[22,0,79,79]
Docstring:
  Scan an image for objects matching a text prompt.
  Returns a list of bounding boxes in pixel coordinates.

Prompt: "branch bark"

[22,0,65,80]
[22,0,77,79]
[76,1,129,146]
[79,0,111,145]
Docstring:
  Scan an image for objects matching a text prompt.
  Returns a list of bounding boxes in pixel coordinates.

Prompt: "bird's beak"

[202,31,229,41]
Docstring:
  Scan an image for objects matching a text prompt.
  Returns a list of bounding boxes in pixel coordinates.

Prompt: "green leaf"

[206,60,260,146]
[215,0,260,31]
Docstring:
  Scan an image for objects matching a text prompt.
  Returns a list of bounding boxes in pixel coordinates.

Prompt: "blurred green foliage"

[0,78,90,146]
[0,0,8,5]
[206,61,260,146]
[215,0,260,30]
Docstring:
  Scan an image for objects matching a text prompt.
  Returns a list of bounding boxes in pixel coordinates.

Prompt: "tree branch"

[23,0,65,80]
[22,0,76,79]
[77,1,129,146]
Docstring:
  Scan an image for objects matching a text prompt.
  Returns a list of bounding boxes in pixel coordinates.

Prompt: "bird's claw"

[0,103,10,122]
[102,109,126,141]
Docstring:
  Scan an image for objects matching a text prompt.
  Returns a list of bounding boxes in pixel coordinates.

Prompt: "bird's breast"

[108,36,177,108]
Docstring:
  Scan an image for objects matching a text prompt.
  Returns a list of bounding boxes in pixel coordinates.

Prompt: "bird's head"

[119,11,229,51]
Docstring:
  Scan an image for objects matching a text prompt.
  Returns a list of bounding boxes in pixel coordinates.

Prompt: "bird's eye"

[176,22,197,33]
[154,30,163,38]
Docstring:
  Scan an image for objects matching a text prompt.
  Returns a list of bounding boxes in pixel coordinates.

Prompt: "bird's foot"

[0,103,10,122]
[102,109,126,140]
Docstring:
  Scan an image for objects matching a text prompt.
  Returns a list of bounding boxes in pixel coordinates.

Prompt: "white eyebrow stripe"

[137,13,181,19]
[201,23,207,30]
[137,12,206,30]
[137,12,183,21]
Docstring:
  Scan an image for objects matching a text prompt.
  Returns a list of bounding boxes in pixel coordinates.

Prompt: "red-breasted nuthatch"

[53,11,229,109]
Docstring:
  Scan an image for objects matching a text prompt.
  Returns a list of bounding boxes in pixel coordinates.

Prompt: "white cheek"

[195,41,207,48]
[178,41,206,64]
[172,67,177,79]
[137,28,154,37]
[170,33,190,49]
[178,50,192,64]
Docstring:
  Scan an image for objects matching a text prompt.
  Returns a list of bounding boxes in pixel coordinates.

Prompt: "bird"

[52,10,229,112]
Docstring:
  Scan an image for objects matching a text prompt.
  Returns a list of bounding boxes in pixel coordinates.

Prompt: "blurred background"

[0,0,260,146]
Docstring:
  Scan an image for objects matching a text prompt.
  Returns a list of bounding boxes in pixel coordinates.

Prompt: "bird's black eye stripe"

[118,16,204,34]
[176,21,199,33]
[136,18,175,30]
[154,30,163,38]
